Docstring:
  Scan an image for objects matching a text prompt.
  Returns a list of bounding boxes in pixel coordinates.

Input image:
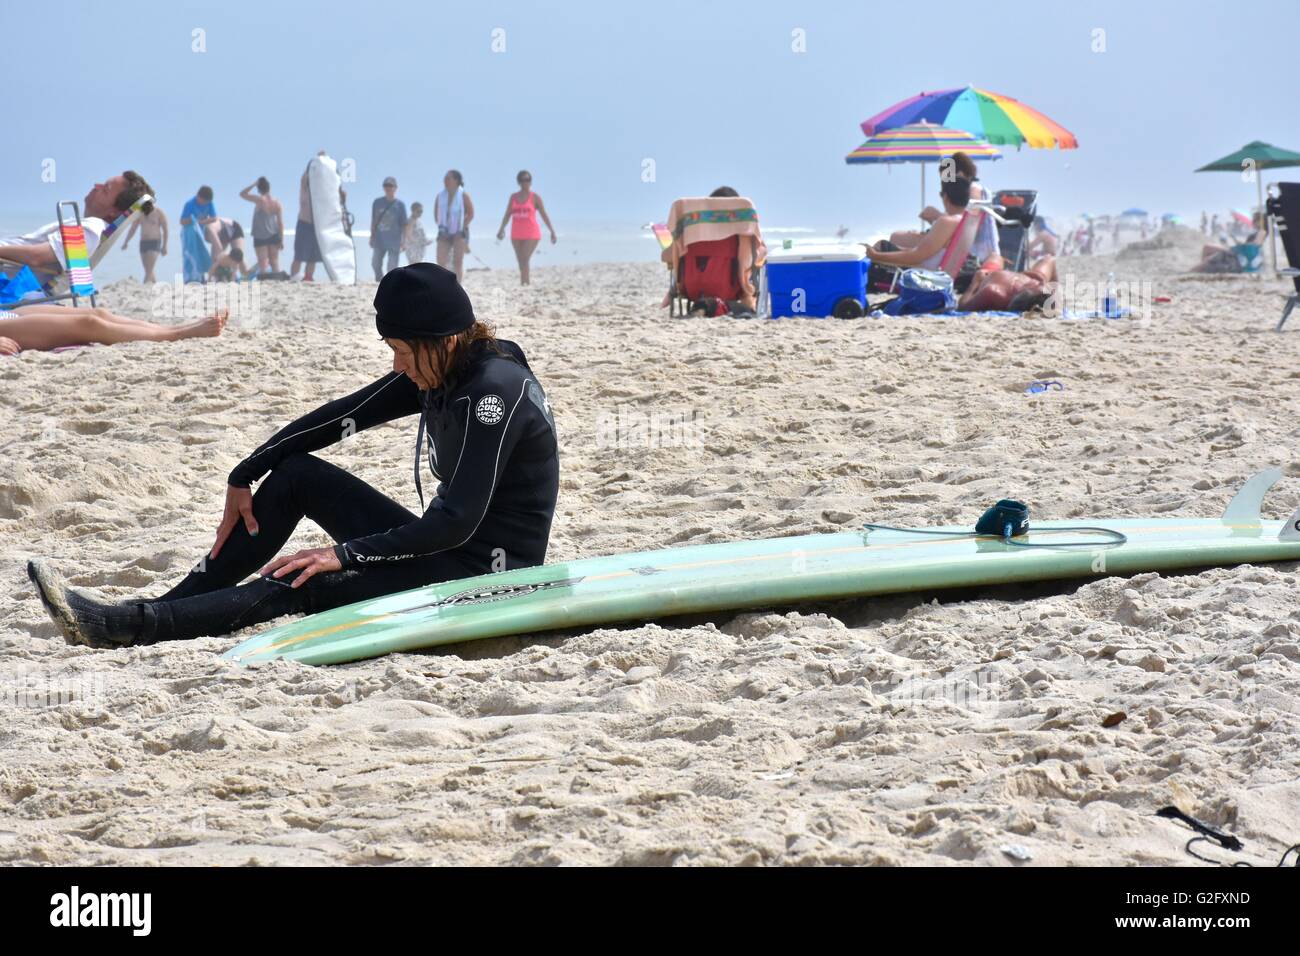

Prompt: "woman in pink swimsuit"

[495,170,556,285]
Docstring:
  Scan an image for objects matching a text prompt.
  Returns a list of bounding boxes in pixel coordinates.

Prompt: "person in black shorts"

[28,263,560,647]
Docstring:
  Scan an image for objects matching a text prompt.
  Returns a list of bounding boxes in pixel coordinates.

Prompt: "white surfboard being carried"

[306,153,356,284]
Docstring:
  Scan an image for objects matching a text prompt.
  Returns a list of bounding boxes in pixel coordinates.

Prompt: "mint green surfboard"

[224,470,1300,667]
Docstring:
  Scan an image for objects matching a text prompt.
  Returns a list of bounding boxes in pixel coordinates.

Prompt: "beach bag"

[689,295,729,317]
[882,269,955,315]
[0,266,43,304]
[1233,243,1262,273]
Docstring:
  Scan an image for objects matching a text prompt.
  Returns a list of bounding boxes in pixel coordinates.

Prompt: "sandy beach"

[2,232,1299,866]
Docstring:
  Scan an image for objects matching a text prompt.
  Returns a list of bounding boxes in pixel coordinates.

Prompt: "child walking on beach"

[120,205,169,283]
[496,170,556,285]
[403,202,431,264]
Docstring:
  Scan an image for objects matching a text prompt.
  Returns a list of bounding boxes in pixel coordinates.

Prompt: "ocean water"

[1,214,879,287]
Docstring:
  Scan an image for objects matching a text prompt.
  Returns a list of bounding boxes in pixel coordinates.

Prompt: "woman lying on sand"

[0,304,227,355]
[956,256,1058,312]
[28,264,560,648]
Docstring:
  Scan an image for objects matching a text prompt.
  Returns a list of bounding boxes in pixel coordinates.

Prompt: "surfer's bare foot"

[26,560,143,649]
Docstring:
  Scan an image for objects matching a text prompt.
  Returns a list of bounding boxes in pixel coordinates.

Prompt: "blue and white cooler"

[763,244,869,318]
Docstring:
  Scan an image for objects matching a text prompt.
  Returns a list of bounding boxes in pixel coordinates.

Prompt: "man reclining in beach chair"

[1267,182,1300,331]
[0,188,228,354]
[660,187,767,316]
[0,171,155,293]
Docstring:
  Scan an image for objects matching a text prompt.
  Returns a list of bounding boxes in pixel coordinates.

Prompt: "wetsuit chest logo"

[475,395,505,425]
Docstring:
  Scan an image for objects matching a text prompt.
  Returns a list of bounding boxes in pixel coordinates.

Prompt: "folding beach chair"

[0,195,152,305]
[660,198,765,316]
[990,189,1038,271]
[1266,182,1300,331]
[871,207,996,295]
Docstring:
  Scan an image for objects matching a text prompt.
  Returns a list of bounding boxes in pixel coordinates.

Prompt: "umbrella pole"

[920,164,925,213]
[1259,174,1277,274]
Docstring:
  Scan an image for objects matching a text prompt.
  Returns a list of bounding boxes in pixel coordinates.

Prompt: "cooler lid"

[765,243,867,263]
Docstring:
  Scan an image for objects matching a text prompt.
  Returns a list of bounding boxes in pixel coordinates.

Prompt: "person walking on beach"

[403,202,431,263]
[370,177,407,280]
[495,170,556,286]
[120,204,169,283]
[27,264,559,648]
[435,170,474,282]
[241,177,285,275]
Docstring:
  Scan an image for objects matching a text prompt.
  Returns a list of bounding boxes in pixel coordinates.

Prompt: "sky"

[4,0,1298,273]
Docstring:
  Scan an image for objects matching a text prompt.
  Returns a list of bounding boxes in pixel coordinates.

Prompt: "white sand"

[2,246,1299,865]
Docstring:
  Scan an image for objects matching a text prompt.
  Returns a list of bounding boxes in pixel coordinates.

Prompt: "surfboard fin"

[1222,468,1284,525]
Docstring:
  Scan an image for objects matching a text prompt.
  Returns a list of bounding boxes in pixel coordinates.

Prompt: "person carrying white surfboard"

[288,166,322,282]
[434,169,474,282]
[27,263,560,647]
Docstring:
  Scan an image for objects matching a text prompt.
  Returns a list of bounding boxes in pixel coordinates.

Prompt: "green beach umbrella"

[1196,141,1300,269]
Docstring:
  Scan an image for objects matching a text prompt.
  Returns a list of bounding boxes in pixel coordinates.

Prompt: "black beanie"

[374,263,475,339]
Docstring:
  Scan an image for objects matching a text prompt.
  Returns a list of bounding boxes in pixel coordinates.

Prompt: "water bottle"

[1101,272,1118,318]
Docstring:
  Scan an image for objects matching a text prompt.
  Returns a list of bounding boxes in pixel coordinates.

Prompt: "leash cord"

[862,523,1128,548]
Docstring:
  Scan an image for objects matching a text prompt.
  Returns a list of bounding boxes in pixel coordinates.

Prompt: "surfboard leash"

[864,499,1127,549]
[1155,806,1300,867]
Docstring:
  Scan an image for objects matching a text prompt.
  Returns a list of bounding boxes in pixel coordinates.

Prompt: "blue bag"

[0,266,44,305]
[882,268,955,316]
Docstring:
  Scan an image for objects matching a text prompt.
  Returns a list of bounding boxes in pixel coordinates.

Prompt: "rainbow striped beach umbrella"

[845,121,1002,207]
[861,86,1078,150]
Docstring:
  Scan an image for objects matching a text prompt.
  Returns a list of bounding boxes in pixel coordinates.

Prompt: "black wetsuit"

[137,338,558,642]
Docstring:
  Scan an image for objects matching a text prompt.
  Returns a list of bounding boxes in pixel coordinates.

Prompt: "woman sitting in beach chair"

[661,187,767,315]
[1194,212,1267,273]
[889,153,1002,269]
[869,177,996,293]
[0,303,227,355]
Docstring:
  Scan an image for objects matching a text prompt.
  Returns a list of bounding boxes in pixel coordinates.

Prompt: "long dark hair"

[408,321,501,389]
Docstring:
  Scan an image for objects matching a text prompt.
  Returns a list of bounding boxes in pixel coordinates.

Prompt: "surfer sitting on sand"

[0,304,227,355]
[28,263,560,648]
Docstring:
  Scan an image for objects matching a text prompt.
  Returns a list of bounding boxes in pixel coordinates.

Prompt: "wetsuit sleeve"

[333,378,536,567]
[228,372,419,487]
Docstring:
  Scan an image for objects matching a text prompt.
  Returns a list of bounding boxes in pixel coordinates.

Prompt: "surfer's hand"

[211,485,259,559]
[261,546,341,588]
